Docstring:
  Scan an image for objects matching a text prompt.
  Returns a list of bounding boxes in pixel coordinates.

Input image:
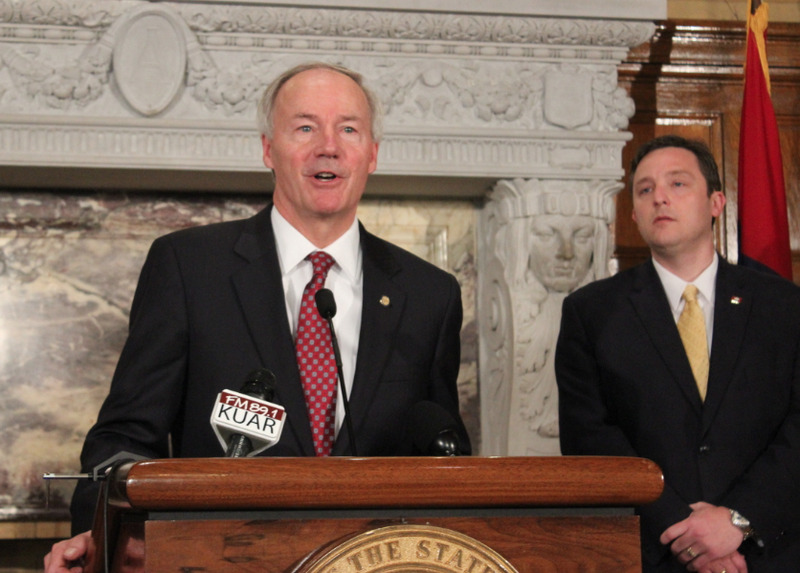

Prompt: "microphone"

[407,401,462,456]
[210,368,286,457]
[315,288,358,456]
[315,288,337,320]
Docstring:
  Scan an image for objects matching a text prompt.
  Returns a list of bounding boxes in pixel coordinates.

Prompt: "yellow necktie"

[677,285,709,401]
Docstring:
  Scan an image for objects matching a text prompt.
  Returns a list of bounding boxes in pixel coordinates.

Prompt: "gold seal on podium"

[294,524,519,573]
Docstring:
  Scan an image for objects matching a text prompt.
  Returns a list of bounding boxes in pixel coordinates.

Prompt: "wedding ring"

[685,547,698,558]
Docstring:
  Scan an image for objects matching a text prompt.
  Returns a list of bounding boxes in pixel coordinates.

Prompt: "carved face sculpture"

[527,214,595,293]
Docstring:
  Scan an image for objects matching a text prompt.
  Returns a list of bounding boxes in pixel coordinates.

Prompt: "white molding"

[377,133,631,178]
[0,119,259,170]
[0,0,655,184]
[0,115,631,178]
[0,2,658,46]
[167,0,667,21]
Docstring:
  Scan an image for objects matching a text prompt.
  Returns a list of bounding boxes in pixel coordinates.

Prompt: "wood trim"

[142,516,643,573]
[624,19,800,72]
[114,456,664,511]
[88,457,660,573]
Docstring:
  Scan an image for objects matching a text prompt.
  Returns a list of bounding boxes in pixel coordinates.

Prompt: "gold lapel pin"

[731,296,741,305]
[379,295,390,307]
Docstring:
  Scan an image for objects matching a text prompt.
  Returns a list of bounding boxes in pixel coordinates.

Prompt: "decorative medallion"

[296,525,519,573]
[112,7,188,117]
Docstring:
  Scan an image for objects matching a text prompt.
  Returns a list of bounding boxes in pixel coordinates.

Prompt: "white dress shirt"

[653,253,718,353]
[271,207,363,437]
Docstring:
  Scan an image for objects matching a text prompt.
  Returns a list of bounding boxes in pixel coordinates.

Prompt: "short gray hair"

[257,62,383,142]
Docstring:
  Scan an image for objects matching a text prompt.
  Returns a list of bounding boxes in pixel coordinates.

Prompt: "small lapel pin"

[379,295,390,307]
[731,296,741,305]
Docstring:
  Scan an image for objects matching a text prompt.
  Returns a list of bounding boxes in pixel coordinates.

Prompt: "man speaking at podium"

[45,62,470,572]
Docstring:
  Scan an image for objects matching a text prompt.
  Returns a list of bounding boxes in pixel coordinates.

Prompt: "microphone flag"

[210,389,286,456]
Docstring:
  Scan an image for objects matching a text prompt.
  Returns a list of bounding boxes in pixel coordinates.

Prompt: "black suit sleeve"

[430,273,471,455]
[70,235,189,534]
[721,319,800,546]
[556,295,638,456]
[556,294,692,562]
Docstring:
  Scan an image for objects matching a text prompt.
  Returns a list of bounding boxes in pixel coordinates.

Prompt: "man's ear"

[367,142,379,175]
[262,134,274,169]
[710,190,726,218]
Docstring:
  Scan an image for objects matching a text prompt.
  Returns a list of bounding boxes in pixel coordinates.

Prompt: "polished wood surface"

[144,516,642,573]
[618,20,800,281]
[625,20,800,73]
[90,457,660,573]
[116,456,663,510]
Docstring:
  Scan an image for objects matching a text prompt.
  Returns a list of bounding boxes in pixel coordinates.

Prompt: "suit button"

[699,445,711,454]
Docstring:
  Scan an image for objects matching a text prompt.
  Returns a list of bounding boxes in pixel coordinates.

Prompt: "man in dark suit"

[556,135,800,573]
[46,62,469,572]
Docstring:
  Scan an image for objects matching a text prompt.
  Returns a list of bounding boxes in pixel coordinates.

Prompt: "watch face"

[731,510,750,528]
[730,510,753,539]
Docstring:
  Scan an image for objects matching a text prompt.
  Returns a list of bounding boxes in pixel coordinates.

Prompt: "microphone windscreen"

[406,401,459,455]
[315,288,337,319]
[239,368,277,402]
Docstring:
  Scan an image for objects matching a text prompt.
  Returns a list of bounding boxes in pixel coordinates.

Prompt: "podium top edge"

[118,456,664,511]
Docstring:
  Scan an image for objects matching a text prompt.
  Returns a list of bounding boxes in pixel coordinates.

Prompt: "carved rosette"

[478,178,623,456]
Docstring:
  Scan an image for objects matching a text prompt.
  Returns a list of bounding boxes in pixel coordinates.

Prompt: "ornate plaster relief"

[0,0,653,178]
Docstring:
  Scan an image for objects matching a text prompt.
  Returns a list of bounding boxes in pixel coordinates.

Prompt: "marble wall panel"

[0,191,479,518]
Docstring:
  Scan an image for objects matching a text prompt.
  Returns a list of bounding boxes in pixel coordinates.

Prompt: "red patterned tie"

[296,251,338,456]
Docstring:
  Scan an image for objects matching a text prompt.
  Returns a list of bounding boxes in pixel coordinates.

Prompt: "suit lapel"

[230,205,315,456]
[629,260,704,415]
[332,226,406,456]
[702,260,752,434]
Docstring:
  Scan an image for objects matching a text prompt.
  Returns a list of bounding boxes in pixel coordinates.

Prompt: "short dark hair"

[630,135,721,195]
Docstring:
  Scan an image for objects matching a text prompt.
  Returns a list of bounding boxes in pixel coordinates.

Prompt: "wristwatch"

[729,509,755,540]
[730,509,764,549]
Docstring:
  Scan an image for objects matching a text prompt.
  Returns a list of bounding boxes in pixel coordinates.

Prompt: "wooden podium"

[89,456,663,573]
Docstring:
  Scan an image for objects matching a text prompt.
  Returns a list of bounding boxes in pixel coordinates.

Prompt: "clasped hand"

[661,502,747,573]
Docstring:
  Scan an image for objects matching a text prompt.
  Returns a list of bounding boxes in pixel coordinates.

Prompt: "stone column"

[479,178,621,455]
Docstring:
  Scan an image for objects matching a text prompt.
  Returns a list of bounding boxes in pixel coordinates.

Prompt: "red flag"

[738,0,792,279]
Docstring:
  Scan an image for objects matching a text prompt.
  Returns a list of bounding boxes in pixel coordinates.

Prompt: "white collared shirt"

[653,253,718,353]
[271,207,363,437]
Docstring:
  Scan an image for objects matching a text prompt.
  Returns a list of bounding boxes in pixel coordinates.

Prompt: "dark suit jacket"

[556,257,800,572]
[71,205,470,533]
